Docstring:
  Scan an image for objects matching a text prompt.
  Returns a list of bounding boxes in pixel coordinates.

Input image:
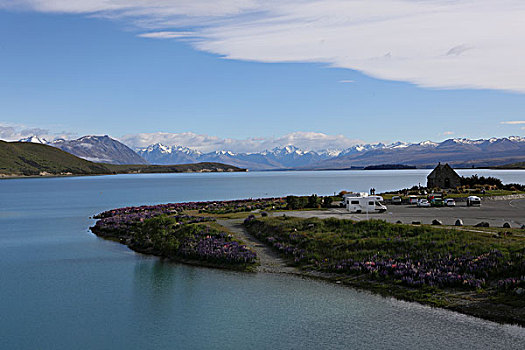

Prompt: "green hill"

[0,141,111,176]
[0,141,246,177]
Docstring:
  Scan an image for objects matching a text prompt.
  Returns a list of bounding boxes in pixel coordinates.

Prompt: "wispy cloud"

[120,131,362,153]
[441,131,455,136]
[138,31,195,39]
[3,1,525,92]
[500,121,525,125]
[339,80,355,84]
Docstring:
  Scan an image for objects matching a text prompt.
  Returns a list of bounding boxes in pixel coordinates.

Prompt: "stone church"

[427,163,461,189]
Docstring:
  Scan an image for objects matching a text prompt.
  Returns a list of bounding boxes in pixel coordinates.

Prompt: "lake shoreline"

[228,217,525,327]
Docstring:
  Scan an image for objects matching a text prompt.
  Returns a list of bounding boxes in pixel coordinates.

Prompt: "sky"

[1,0,524,152]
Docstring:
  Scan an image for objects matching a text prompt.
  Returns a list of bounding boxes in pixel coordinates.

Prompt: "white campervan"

[344,193,387,213]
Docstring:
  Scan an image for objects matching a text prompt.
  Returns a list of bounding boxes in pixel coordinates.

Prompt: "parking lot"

[286,198,525,228]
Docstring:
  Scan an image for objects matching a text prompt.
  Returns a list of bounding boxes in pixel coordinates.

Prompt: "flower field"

[93,197,286,219]
[91,203,257,269]
[244,216,525,296]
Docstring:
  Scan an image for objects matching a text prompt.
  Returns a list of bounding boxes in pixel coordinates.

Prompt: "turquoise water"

[1,170,524,349]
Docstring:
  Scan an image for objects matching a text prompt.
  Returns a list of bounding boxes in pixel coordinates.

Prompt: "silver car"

[444,198,456,207]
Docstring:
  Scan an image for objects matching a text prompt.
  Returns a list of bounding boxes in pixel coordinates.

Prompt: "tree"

[307,194,320,208]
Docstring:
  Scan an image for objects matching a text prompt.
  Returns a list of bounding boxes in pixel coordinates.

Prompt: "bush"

[461,175,503,188]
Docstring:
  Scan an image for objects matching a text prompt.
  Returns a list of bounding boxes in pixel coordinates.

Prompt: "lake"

[1,170,524,349]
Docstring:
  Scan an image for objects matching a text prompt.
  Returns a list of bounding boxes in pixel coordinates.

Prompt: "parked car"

[408,195,418,205]
[430,198,444,207]
[467,196,481,206]
[444,198,456,207]
[417,199,430,207]
[391,196,402,205]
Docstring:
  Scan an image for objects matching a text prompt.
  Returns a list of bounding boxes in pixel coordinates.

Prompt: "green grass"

[246,217,524,262]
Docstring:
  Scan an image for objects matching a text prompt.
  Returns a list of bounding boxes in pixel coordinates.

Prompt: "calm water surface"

[1,170,524,349]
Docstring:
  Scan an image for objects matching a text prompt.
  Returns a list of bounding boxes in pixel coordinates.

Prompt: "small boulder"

[432,219,442,226]
[502,222,511,228]
[474,222,490,228]
[396,220,402,224]
[412,221,421,225]
[455,219,463,226]
[261,211,268,217]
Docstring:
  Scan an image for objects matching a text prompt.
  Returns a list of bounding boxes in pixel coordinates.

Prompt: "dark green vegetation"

[285,195,336,209]
[0,141,245,177]
[0,141,110,176]
[244,216,525,325]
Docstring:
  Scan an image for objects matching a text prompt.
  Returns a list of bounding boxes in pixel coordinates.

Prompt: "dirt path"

[216,219,299,274]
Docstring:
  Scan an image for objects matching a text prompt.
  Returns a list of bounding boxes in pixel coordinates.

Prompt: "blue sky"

[1,1,524,151]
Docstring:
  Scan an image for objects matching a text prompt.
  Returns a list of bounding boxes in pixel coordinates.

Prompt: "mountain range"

[19,135,148,165]
[136,144,331,170]
[17,135,525,170]
[137,137,525,170]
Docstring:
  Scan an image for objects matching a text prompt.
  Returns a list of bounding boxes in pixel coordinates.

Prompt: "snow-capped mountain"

[137,143,201,164]
[18,136,49,144]
[50,135,148,165]
[26,135,148,165]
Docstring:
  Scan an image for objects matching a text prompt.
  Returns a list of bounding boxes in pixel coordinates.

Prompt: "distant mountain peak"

[49,135,148,165]
[18,135,49,144]
[418,140,438,147]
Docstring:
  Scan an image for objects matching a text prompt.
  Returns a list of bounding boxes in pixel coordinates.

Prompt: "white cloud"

[119,131,362,152]
[339,80,355,84]
[441,131,455,136]
[4,1,525,92]
[501,121,525,125]
[0,123,76,141]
